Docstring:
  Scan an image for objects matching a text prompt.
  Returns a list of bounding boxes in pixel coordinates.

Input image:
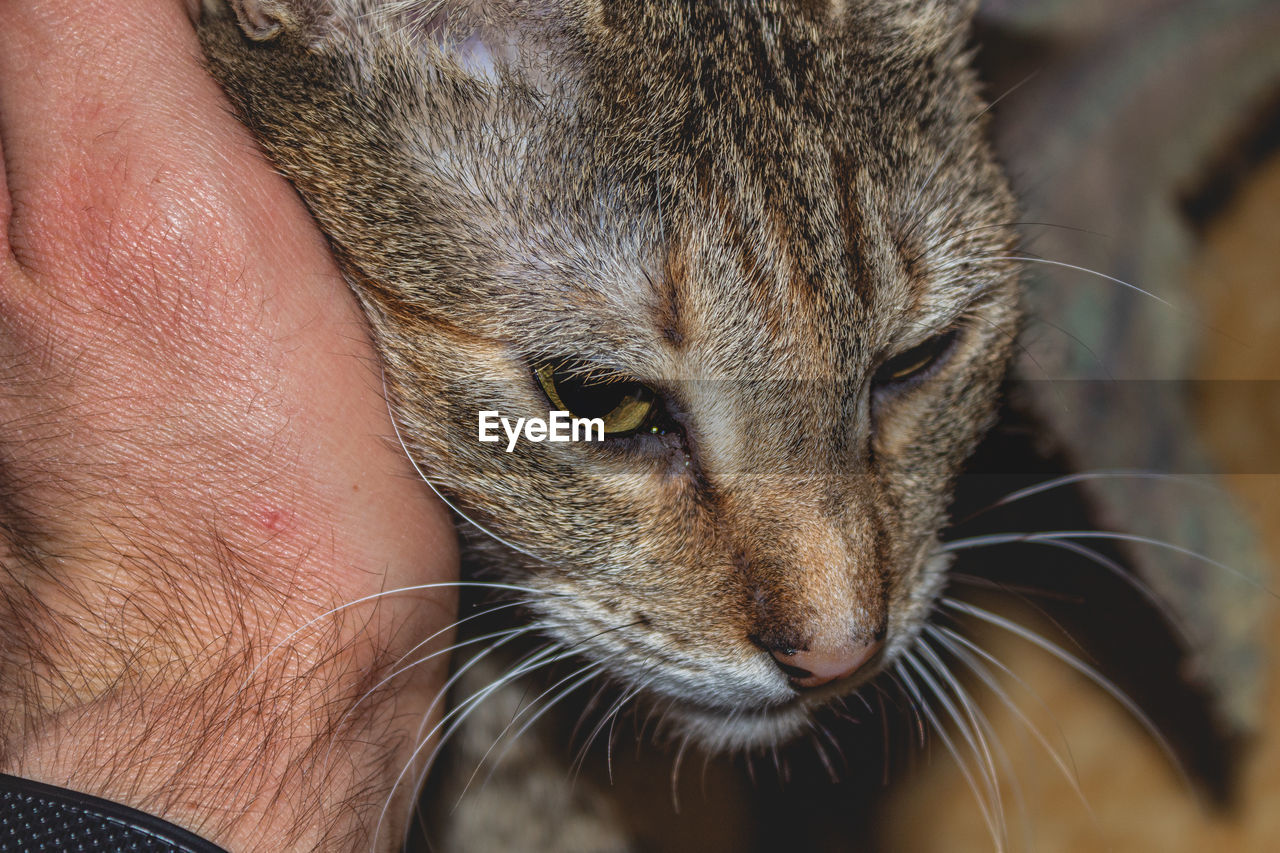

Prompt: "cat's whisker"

[846,687,875,717]
[928,624,1099,830]
[394,648,574,846]
[460,655,618,808]
[947,572,1083,603]
[902,71,1038,243]
[943,527,1195,646]
[380,597,533,702]
[441,616,654,810]
[570,680,615,748]
[962,289,1114,391]
[402,634,561,811]
[876,688,892,787]
[930,624,1078,765]
[903,286,1108,381]
[940,597,1190,790]
[574,676,653,783]
[604,682,647,784]
[378,642,570,851]
[226,579,554,736]
[1020,313,1116,381]
[907,645,1010,848]
[408,597,533,656]
[430,641,572,754]
[1035,538,1194,646]
[942,254,1175,311]
[571,675,652,786]
[670,733,693,814]
[819,712,849,758]
[699,748,716,802]
[384,591,535,686]
[916,636,1024,849]
[935,220,1113,248]
[939,529,1270,595]
[382,368,553,566]
[958,470,1219,525]
[413,620,552,745]
[640,688,682,748]
[809,728,838,783]
[815,720,847,781]
[884,669,927,748]
[963,310,1072,406]
[323,623,532,779]
[895,657,1004,851]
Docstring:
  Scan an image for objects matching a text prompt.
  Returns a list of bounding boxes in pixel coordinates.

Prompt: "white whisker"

[938,529,1268,594]
[324,624,531,777]
[896,658,1003,849]
[574,677,653,783]
[906,647,1008,848]
[884,669,927,747]
[918,636,1026,849]
[929,623,1097,829]
[945,532,1194,646]
[392,598,532,672]
[413,622,550,745]
[460,656,618,806]
[941,255,1175,310]
[670,734,693,814]
[382,367,551,564]
[941,597,1189,790]
[903,72,1038,241]
[227,580,552,724]
[377,642,569,851]
[977,471,1217,515]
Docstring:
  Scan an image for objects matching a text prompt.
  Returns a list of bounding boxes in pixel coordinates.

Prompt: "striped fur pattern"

[200,0,1020,843]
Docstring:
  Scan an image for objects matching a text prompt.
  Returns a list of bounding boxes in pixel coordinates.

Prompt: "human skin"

[0,0,459,850]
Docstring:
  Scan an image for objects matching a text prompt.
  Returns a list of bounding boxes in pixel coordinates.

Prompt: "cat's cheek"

[883,547,953,663]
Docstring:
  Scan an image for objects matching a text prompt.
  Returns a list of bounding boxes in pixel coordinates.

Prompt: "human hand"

[0,0,458,849]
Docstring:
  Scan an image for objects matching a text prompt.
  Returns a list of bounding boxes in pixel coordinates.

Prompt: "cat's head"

[202,0,1020,750]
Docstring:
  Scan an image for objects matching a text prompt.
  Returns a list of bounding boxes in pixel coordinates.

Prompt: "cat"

[198,0,1022,848]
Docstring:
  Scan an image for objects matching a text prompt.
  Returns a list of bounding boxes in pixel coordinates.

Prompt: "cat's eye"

[873,328,961,387]
[534,361,657,435]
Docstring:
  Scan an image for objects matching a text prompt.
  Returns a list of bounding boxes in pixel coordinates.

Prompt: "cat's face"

[202,0,1020,749]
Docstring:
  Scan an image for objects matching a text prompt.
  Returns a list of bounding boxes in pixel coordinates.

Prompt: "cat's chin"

[668,700,815,752]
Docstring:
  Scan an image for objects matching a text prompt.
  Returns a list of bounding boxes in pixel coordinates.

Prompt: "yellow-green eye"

[534,362,657,435]
[873,328,961,386]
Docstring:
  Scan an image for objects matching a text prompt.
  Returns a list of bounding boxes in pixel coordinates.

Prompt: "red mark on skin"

[257,507,292,533]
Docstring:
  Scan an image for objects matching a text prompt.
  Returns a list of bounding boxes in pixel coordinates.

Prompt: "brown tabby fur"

[199,0,1020,847]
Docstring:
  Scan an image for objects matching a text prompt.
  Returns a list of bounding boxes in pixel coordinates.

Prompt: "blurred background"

[881,0,1280,848]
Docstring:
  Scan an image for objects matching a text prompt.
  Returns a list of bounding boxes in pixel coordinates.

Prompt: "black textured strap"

[0,773,229,852]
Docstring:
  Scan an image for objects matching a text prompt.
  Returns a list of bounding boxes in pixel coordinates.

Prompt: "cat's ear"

[208,0,570,85]
[203,0,326,42]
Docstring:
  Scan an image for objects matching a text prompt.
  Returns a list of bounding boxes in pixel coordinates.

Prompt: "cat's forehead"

[551,1,1000,360]
[431,0,1009,374]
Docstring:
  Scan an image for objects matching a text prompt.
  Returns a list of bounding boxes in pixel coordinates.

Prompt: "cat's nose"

[769,639,883,689]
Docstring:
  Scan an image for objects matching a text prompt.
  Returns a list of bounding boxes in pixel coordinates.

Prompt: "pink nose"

[771,639,883,689]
